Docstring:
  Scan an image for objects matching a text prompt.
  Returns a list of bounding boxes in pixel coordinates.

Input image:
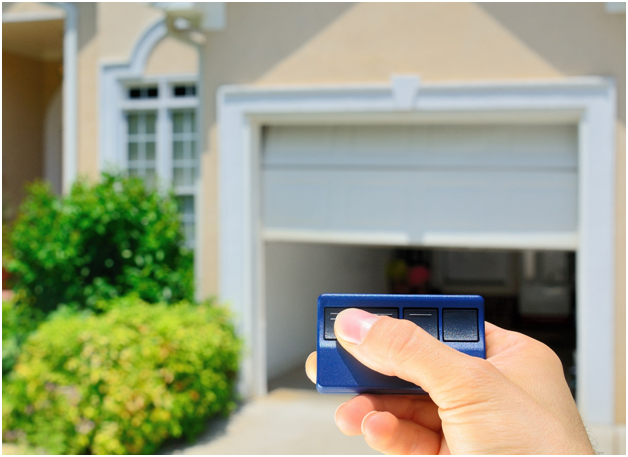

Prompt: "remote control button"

[403,308,439,339]
[442,309,479,342]
[324,307,399,340]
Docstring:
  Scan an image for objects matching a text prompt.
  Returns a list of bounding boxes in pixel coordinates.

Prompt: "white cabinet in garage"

[262,124,578,250]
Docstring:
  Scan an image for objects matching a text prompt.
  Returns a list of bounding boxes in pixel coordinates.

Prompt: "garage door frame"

[217,76,616,426]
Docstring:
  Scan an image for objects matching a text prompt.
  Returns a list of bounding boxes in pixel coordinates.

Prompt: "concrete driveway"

[164,388,379,455]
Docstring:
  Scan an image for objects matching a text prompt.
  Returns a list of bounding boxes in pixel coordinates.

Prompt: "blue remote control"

[316,294,486,394]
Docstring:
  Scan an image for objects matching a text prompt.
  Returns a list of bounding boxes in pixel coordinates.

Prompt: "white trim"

[44,2,77,194]
[262,229,578,251]
[218,76,616,427]
[44,88,63,195]
[193,44,205,303]
[2,10,65,23]
[99,19,168,169]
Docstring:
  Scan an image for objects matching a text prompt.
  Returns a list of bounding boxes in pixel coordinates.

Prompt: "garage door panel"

[263,174,330,228]
[344,183,409,230]
[264,124,578,169]
[504,179,578,230]
[264,169,577,240]
[263,124,577,249]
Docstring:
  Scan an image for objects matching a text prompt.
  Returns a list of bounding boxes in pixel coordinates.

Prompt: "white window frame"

[217,76,617,432]
[117,75,198,181]
[100,19,200,250]
[119,76,199,249]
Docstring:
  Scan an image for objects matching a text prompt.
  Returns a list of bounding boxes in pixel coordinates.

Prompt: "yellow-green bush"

[2,296,241,455]
[2,298,44,376]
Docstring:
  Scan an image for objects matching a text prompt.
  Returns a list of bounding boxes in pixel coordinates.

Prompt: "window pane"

[176,196,195,249]
[189,111,196,133]
[173,112,184,133]
[173,141,185,160]
[184,224,195,248]
[173,167,186,186]
[146,142,156,160]
[128,142,139,161]
[145,168,156,187]
[128,114,139,134]
[145,113,156,134]
[128,86,158,99]
[173,84,197,98]
[172,109,197,187]
[177,195,194,214]
[126,111,157,186]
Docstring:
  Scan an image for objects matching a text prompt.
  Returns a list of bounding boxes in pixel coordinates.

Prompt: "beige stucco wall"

[199,2,625,422]
[2,51,62,214]
[145,36,198,76]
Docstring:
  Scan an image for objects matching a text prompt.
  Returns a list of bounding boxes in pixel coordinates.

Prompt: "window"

[128,86,159,99]
[126,112,157,186]
[172,110,197,187]
[173,84,196,97]
[123,82,198,249]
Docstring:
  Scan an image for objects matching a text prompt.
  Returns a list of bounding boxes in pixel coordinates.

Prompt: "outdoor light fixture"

[150,2,226,45]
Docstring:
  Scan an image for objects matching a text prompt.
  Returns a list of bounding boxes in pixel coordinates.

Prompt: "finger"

[305,351,317,384]
[361,410,442,455]
[335,394,441,436]
[334,308,499,408]
[484,321,523,359]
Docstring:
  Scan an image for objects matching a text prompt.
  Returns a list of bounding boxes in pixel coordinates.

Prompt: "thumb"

[334,308,498,408]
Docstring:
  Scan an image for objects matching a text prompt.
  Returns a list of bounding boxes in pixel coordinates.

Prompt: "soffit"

[2,19,64,61]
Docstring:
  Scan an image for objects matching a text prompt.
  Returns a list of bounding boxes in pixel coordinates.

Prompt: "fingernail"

[335,308,380,345]
[361,411,379,435]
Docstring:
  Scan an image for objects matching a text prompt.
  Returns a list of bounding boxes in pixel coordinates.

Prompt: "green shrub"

[2,296,241,455]
[7,173,193,314]
[2,297,45,376]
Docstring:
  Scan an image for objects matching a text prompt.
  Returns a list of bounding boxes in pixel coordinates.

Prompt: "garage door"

[262,124,578,249]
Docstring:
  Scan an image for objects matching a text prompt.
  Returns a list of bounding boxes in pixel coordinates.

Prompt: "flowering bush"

[2,296,241,455]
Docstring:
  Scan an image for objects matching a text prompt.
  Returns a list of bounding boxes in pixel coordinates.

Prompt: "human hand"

[305,308,594,454]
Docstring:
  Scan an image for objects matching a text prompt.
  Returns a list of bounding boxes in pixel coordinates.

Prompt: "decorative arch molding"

[99,19,168,169]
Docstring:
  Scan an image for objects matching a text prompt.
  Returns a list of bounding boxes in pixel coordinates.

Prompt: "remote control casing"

[316,294,485,394]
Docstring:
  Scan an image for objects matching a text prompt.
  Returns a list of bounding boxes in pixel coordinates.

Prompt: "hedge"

[2,296,241,455]
[7,173,193,314]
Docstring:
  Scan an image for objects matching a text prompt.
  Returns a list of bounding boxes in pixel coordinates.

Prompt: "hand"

[305,308,594,455]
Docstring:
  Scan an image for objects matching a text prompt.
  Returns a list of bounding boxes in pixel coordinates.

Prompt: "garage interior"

[265,242,577,399]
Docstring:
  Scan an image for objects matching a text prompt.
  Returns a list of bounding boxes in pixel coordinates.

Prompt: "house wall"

[144,36,198,76]
[2,51,62,214]
[198,2,625,422]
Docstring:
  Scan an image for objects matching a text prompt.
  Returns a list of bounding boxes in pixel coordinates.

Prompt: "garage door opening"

[265,242,577,398]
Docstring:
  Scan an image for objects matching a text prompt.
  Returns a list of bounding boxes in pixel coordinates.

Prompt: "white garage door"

[262,124,578,249]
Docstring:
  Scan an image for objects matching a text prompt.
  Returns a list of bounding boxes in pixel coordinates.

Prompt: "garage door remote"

[317,294,485,394]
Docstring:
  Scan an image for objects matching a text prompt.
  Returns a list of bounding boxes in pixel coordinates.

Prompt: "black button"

[403,308,439,339]
[442,309,479,342]
[324,308,399,340]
